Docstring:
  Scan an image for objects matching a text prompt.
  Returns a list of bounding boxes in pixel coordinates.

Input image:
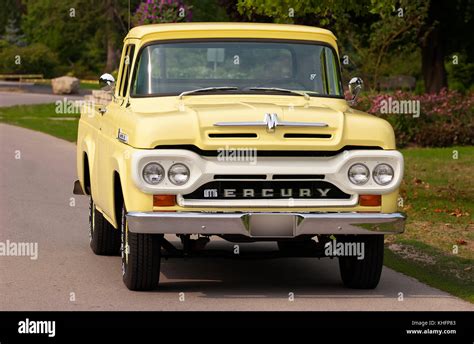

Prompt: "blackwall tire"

[338,235,384,289]
[120,205,162,291]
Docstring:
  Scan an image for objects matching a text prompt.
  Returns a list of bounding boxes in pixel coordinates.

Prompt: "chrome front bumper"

[126,212,406,237]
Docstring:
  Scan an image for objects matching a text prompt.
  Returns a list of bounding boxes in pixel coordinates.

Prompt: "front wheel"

[120,205,162,291]
[338,235,384,289]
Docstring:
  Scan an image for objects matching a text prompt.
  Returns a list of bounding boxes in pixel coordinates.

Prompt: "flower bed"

[352,89,474,147]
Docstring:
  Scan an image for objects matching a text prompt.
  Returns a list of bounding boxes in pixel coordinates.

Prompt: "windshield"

[131,40,343,98]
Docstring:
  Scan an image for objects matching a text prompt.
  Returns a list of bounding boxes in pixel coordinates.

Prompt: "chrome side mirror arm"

[348,77,363,105]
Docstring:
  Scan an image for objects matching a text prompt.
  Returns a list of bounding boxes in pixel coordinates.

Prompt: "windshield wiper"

[178,86,238,99]
[248,87,312,100]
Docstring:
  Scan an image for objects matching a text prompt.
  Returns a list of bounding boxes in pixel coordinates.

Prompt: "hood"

[121,95,395,151]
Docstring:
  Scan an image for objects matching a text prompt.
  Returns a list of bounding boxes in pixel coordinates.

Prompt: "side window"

[118,44,135,97]
[324,48,341,95]
[322,47,341,96]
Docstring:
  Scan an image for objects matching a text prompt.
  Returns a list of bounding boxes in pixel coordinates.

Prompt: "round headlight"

[373,163,394,185]
[348,163,370,185]
[142,162,164,185]
[168,163,190,185]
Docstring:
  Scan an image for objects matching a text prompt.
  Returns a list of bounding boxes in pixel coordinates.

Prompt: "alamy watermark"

[0,240,38,260]
[324,239,365,260]
[379,97,420,118]
[217,145,257,165]
[55,98,95,115]
[18,318,55,337]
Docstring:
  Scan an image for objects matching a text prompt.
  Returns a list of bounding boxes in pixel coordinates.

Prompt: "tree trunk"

[104,38,117,72]
[104,0,117,72]
[420,1,448,94]
[421,25,447,93]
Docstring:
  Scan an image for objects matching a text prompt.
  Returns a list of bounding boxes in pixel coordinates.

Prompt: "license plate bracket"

[249,214,296,237]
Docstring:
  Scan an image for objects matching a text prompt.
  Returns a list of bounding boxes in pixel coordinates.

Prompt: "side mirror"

[99,73,115,92]
[348,77,363,105]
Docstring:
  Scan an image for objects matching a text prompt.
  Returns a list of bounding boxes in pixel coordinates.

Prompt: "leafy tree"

[419,0,473,93]
[21,0,143,76]
[341,1,428,90]
[2,18,26,46]
[189,0,229,22]
[236,0,473,93]
[132,0,192,25]
[237,0,367,24]
[22,0,102,75]
[0,0,22,36]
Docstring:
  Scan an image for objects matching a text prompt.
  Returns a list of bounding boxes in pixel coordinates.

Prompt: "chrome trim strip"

[214,113,328,132]
[277,121,328,127]
[126,211,406,236]
[176,194,358,208]
[178,86,238,99]
[248,87,311,100]
[213,121,268,127]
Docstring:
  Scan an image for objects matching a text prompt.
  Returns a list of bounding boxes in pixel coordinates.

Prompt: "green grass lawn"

[385,146,474,302]
[1,103,472,301]
[79,81,100,90]
[397,146,473,260]
[33,79,100,90]
[0,103,79,142]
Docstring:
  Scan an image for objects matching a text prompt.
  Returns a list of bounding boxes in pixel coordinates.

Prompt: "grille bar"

[183,180,351,200]
[272,174,324,180]
[284,133,332,139]
[214,174,267,180]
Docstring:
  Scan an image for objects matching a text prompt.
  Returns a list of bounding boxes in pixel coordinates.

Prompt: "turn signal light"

[153,194,176,207]
[359,194,381,206]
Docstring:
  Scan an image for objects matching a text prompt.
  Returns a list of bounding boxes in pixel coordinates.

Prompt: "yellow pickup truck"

[74,22,405,291]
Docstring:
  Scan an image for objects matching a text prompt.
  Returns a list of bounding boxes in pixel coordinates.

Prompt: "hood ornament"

[214,113,328,133]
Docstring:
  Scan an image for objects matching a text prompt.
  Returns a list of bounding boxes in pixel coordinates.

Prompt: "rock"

[51,76,80,94]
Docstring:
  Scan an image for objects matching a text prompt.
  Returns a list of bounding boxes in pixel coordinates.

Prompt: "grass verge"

[384,242,474,303]
[0,103,79,142]
[387,146,473,303]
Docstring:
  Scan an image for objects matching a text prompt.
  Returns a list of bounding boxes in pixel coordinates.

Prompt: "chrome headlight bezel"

[348,163,370,185]
[142,162,165,185]
[373,163,394,185]
[168,163,190,186]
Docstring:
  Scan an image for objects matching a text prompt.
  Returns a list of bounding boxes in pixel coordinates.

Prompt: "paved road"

[0,91,85,107]
[0,123,472,311]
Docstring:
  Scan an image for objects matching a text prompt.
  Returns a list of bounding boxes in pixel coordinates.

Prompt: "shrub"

[0,42,59,78]
[352,89,474,147]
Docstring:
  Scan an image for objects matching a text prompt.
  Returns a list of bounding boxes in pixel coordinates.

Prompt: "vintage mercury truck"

[74,23,405,291]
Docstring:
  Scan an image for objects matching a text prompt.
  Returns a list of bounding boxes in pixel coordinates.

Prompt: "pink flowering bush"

[351,89,474,147]
[133,0,192,26]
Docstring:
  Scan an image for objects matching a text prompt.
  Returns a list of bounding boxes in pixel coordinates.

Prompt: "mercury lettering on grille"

[184,181,351,200]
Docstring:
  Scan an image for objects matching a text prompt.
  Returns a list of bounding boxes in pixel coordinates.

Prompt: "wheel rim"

[121,206,129,276]
[88,197,95,242]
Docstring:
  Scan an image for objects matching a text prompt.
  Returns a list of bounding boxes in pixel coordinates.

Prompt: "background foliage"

[354,90,474,147]
[0,0,472,147]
